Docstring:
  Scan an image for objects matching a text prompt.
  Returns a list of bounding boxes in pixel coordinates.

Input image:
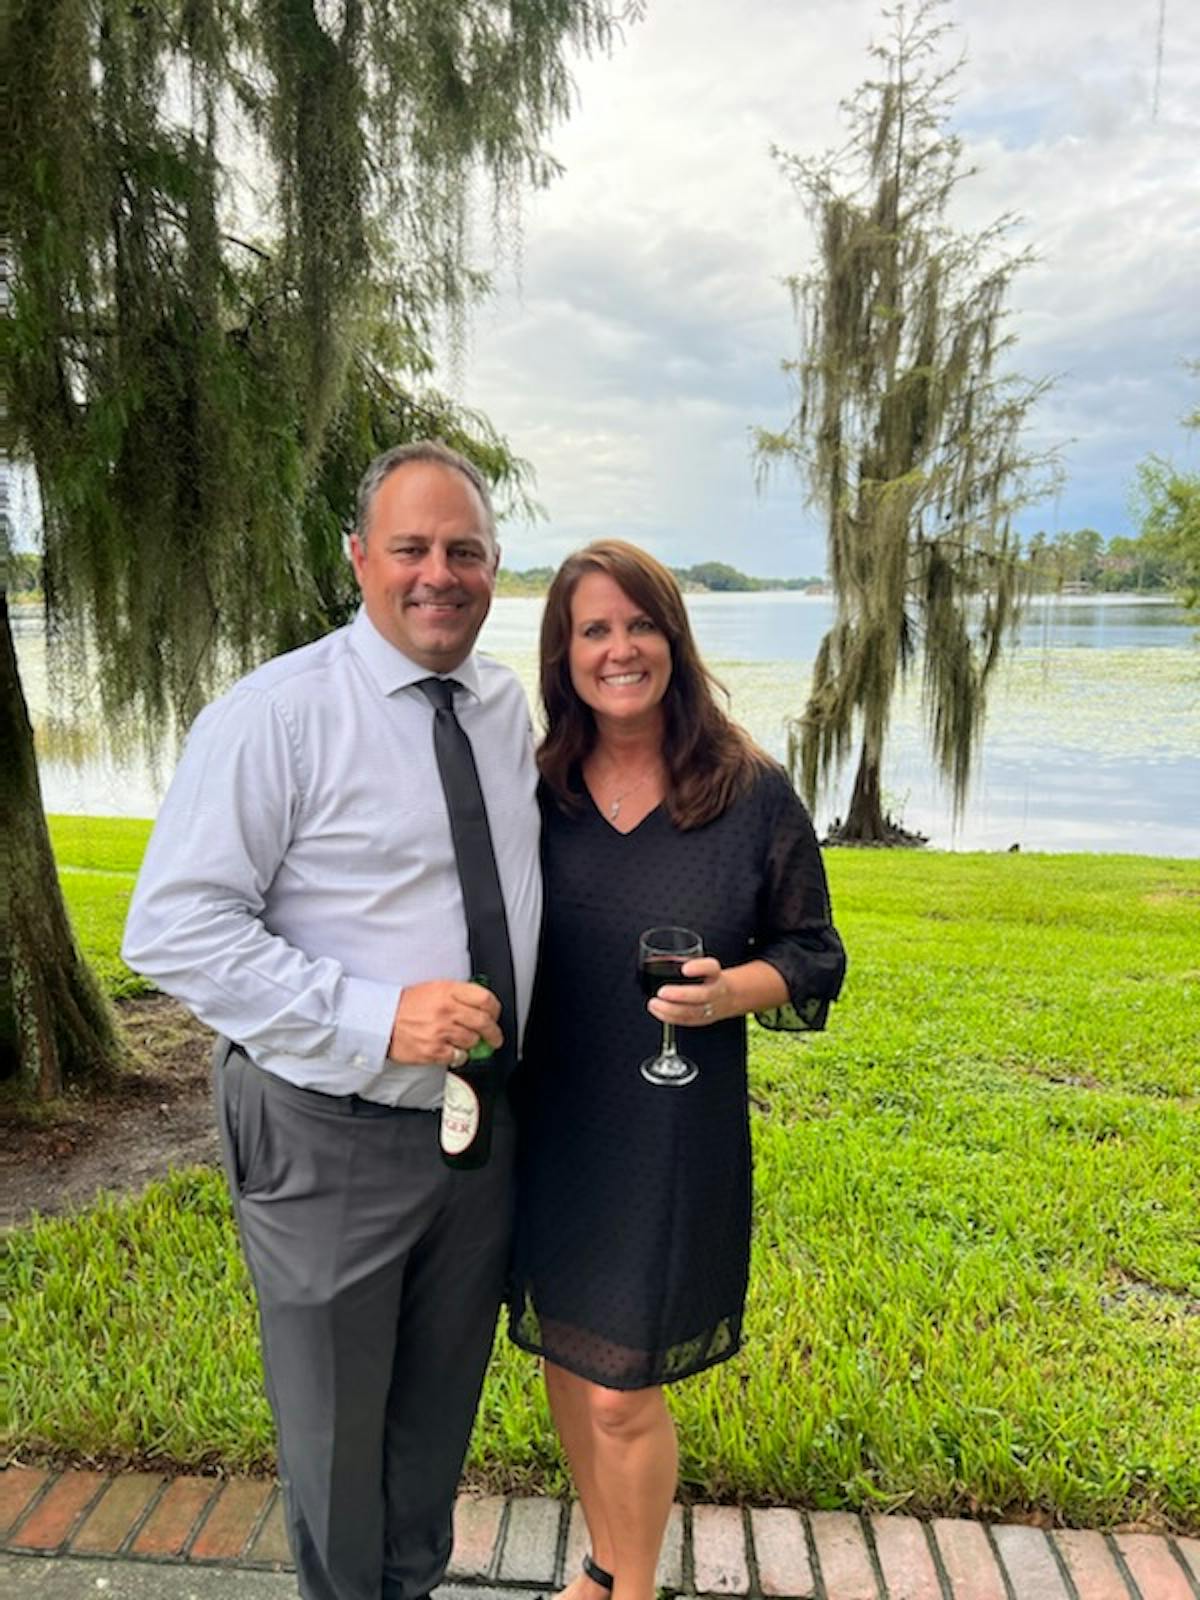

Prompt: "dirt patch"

[822,813,930,848]
[0,996,220,1231]
[1102,1266,1200,1318]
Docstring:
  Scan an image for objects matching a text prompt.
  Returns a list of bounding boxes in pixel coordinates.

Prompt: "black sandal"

[583,1555,614,1590]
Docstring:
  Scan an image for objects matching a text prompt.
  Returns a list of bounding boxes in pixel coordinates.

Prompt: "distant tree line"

[1024,520,1195,597]
[1027,388,1198,605]
[18,531,1187,603]
[495,559,825,596]
[8,549,820,604]
[672,561,825,592]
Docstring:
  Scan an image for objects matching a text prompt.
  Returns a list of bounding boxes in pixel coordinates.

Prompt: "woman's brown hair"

[538,540,771,830]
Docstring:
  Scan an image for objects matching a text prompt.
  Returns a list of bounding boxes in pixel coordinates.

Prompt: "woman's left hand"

[648,956,731,1028]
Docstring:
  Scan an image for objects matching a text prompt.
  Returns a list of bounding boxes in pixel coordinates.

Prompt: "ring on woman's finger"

[704,1002,715,1019]
[449,1046,468,1068]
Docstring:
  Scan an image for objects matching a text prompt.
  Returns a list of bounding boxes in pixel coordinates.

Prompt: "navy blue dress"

[508,763,844,1389]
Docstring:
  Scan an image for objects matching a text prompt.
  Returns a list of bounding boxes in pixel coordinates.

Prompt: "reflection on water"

[12,598,1200,856]
[1017,596,1194,649]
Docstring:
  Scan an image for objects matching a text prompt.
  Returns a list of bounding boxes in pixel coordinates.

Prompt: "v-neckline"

[583,784,663,838]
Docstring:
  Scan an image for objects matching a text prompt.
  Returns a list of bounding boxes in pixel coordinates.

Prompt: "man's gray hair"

[355,440,497,546]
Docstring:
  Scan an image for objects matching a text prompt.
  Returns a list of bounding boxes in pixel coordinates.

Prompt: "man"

[123,441,542,1600]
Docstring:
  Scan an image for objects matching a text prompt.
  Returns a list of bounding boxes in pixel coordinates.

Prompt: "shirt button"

[352,1053,365,1066]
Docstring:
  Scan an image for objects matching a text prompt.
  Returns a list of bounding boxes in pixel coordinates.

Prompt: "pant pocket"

[220,1051,270,1197]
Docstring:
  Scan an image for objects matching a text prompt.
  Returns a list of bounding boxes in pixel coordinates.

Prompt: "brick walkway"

[3,1467,1198,1599]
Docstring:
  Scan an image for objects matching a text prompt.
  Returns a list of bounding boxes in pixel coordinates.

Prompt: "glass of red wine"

[638,926,704,1087]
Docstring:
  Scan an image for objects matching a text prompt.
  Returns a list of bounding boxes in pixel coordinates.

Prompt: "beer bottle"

[440,975,499,1169]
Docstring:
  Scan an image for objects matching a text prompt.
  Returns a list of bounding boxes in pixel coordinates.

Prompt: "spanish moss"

[6,0,636,1094]
[757,0,1058,843]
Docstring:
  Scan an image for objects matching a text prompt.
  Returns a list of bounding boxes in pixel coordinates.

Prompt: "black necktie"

[417,677,518,1071]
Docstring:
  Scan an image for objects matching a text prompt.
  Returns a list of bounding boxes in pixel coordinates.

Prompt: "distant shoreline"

[10,585,1187,608]
[492,582,1184,601]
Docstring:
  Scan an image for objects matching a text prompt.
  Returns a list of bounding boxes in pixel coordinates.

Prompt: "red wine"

[640,958,704,998]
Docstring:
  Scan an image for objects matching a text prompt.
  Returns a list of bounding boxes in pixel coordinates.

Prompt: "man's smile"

[408,596,469,611]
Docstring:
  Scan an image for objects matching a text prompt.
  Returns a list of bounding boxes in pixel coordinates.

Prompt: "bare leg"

[546,1361,614,1600]
[546,1362,677,1600]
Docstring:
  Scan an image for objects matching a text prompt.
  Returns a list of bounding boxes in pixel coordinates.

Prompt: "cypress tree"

[756,0,1057,843]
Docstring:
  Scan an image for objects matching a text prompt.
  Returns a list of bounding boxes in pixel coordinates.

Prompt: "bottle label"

[440,1072,480,1156]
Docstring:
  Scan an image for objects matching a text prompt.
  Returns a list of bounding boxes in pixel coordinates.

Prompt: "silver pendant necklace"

[604,767,657,820]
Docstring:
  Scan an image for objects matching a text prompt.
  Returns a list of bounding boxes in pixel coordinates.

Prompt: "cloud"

[442,0,1200,571]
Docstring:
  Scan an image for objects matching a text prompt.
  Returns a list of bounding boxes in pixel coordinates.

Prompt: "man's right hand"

[387,979,502,1067]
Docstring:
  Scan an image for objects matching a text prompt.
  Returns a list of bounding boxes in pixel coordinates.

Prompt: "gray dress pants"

[215,1047,514,1600]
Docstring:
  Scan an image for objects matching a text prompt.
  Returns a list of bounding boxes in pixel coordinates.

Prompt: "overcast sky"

[438,0,1200,578]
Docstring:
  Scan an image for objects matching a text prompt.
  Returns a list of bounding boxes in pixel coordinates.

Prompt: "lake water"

[14,594,1200,856]
[480,591,1200,661]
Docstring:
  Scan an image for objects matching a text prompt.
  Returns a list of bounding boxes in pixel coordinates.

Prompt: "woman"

[509,541,845,1600]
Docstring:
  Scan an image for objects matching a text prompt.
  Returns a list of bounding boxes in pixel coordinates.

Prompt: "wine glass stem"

[662,1021,677,1057]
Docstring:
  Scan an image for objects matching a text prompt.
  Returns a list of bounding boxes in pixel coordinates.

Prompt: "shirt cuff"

[334,977,402,1076]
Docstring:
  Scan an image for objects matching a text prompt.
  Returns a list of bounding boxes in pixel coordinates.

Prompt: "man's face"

[350,462,499,671]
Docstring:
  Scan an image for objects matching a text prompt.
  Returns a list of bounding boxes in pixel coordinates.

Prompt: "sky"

[436,0,1200,578]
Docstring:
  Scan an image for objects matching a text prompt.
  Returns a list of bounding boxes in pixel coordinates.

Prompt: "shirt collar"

[349,606,484,701]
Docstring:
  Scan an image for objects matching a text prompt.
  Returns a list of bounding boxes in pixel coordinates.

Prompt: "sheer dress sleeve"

[750,768,846,1032]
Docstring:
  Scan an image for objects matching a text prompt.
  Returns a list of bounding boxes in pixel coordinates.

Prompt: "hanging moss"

[5,0,632,1095]
[757,0,1058,842]
[10,0,624,745]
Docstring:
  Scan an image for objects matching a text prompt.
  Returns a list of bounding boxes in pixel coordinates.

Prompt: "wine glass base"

[640,1053,698,1088]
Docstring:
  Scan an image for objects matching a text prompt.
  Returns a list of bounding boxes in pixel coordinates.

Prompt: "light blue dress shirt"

[122,608,542,1107]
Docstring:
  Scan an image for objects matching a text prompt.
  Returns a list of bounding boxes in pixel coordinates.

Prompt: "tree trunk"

[1,593,120,1096]
[842,744,889,843]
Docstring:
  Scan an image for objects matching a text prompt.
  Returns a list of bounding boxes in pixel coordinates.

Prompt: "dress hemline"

[505,1323,744,1391]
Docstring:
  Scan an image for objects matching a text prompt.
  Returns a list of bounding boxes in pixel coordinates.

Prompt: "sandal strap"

[583,1554,614,1590]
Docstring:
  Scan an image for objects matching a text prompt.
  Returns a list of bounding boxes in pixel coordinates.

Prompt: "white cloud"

[441,0,1200,571]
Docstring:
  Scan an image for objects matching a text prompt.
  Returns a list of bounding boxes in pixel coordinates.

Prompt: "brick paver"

[2,1477,1197,1600]
[0,1468,49,1541]
[693,1505,751,1594]
[190,1478,273,1561]
[869,1515,940,1600]
[7,1472,107,1553]
[496,1495,561,1584]
[1114,1532,1194,1600]
[559,1499,682,1591]
[658,1505,686,1590]
[992,1525,1069,1600]
[563,1500,590,1584]
[749,1507,815,1598]
[807,1512,878,1600]
[931,1519,1007,1600]
[449,1493,505,1581]
[1173,1535,1200,1584]
[71,1474,162,1555]
[130,1475,219,1557]
[1052,1530,1130,1600]
[246,1492,292,1568]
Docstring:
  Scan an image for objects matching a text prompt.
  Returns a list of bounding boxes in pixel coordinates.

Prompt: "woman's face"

[567,570,672,729]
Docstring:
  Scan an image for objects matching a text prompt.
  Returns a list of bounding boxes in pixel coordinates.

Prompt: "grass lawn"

[44,815,155,999]
[7,819,1199,1529]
